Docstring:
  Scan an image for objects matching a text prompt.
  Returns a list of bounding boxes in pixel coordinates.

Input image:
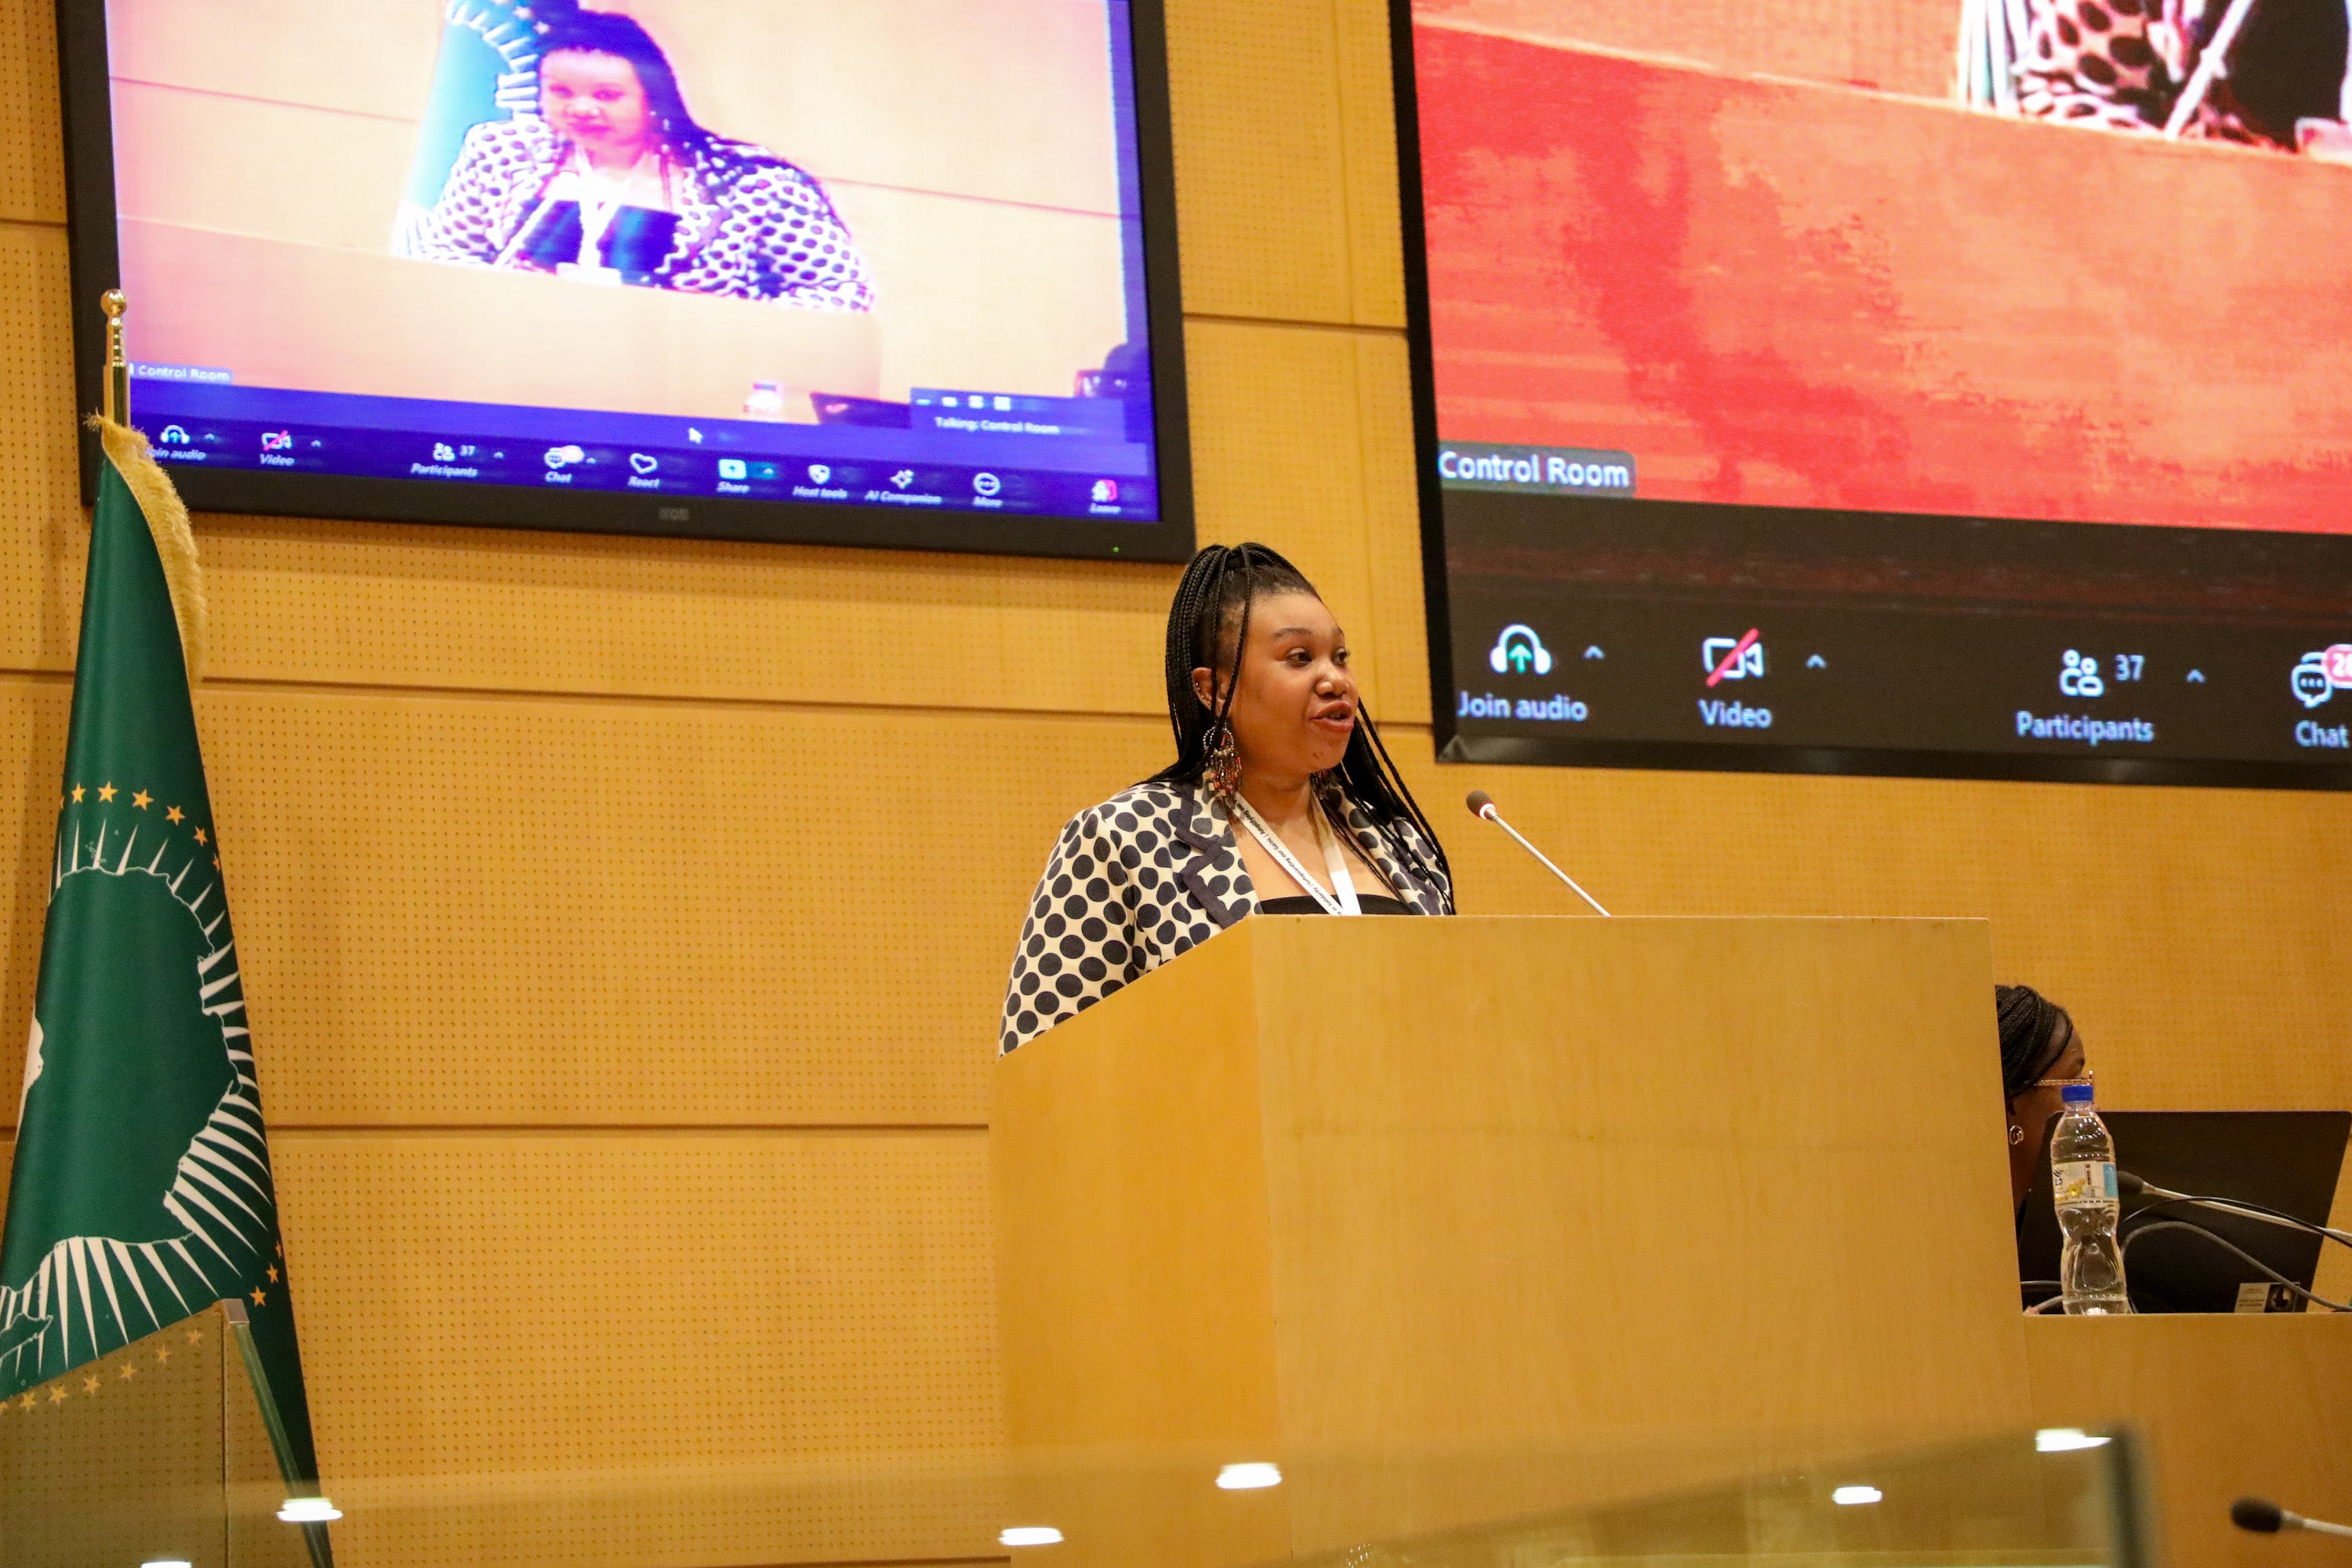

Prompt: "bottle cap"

[2060,1082,2095,1106]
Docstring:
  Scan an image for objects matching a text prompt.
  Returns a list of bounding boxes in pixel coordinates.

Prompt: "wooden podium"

[994,917,2352,1566]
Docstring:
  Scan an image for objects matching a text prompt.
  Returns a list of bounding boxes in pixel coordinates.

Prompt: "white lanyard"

[1230,795,1361,916]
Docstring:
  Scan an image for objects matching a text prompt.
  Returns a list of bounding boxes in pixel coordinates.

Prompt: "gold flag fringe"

[87,416,207,684]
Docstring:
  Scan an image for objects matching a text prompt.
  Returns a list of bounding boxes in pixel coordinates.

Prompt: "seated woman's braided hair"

[1996,984,2078,1102]
[1145,543,1453,909]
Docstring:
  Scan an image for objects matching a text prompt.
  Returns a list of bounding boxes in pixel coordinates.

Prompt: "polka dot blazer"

[413,118,873,310]
[1000,779,1452,1053]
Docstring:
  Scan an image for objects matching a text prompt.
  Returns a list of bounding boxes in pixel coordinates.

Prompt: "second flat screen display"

[1396,0,2352,786]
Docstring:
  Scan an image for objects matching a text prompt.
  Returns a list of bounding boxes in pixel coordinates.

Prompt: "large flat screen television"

[1393,0,2352,786]
[58,0,1192,561]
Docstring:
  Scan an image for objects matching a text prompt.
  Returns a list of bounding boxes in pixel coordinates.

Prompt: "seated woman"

[1998,983,2089,1210]
[413,12,871,309]
[1000,544,1453,1052]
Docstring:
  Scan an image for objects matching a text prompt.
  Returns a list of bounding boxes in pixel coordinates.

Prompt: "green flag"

[0,422,323,1487]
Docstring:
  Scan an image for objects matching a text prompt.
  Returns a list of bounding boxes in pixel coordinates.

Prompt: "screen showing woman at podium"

[1000,544,1454,1052]
[405,10,872,308]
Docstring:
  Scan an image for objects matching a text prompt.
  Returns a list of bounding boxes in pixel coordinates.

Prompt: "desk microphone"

[2118,1170,2352,1247]
[2233,1497,2352,1540]
[1465,792,1610,916]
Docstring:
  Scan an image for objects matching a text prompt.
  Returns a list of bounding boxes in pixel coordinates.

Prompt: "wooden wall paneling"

[0,683,1167,1127]
[1184,318,1396,713]
[0,223,83,678]
[0,0,58,225]
[275,1129,1004,1568]
[1334,0,1409,328]
[1352,333,1432,725]
[188,514,1175,713]
[1165,0,1356,325]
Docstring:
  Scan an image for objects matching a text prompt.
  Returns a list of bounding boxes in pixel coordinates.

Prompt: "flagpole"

[100,288,128,425]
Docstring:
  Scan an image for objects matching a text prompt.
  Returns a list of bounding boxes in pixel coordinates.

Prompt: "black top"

[1256,894,1418,916]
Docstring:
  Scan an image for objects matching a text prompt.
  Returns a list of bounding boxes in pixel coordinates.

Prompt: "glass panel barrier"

[2,1401,2145,1568]
[0,1300,329,1568]
[1281,1429,2147,1568]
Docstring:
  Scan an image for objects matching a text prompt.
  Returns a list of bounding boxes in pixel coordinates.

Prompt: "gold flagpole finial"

[100,289,129,426]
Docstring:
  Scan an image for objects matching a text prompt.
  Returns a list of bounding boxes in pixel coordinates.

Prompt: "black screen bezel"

[1385,0,2352,790]
[56,0,1196,563]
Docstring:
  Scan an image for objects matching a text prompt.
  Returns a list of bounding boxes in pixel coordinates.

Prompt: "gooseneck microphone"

[2233,1497,2352,1539]
[1465,792,1611,916]
[2118,1169,2352,1247]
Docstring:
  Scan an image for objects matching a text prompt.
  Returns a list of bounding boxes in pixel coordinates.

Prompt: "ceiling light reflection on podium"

[1831,1485,1882,1505]
[1000,1526,1065,1546]
[1217,1462,1282,1490]
[2037,1428,2111,1452]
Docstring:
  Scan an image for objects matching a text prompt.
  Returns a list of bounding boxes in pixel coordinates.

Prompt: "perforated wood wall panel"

[275,1130,1003,1568]
[0,681,1161,1127]
[0,0,58,225]
[1167,0,1356,325]
[1335,0,1410,327]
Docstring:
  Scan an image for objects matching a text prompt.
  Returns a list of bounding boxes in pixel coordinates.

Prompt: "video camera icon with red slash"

[1702,630,1766,687]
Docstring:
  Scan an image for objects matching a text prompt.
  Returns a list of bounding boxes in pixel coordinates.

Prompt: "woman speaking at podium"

[1000,544,1452,1053]
[413,12,871,309]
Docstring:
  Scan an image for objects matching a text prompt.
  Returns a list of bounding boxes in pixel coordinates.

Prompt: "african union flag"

[392,0,579,255]
[0,418,324,1488]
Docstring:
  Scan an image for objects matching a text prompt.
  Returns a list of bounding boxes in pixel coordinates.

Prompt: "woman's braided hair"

[1145,543,1453,910]
[1995,984,2078,1104]
[535,9,717,158]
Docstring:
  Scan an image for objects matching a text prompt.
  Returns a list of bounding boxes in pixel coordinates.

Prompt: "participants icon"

[2060,649,2105,699]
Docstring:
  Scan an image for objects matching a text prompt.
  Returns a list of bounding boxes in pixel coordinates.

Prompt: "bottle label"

[2053,1160,2117,1204]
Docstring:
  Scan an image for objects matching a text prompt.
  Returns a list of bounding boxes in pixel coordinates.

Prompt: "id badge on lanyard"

[1231,796,1361,916]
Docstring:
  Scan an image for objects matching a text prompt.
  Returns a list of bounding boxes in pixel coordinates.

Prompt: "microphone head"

[1465,789,1497,819]
[2115,1169,2147,1197]
[2232,1498,2286,1534]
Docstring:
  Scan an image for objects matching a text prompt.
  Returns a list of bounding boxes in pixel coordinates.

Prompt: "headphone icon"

[1489,624,1553,676]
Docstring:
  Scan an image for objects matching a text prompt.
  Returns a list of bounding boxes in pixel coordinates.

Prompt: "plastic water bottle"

[2050,1081,2131,1315]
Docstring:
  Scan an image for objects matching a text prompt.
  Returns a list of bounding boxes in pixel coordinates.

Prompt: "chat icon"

[2292,653,2334,709]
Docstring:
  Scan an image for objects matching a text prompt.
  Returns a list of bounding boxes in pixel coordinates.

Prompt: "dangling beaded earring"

[1204,724,1241,798]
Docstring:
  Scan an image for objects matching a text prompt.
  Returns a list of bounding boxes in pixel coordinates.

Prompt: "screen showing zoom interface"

[1401,2,2352,785]
[96,0,1168,536]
